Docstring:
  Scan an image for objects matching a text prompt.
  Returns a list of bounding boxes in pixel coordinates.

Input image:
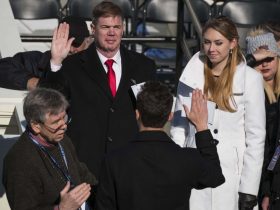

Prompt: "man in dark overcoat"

[95,81,225,210]
[44,1,156,177]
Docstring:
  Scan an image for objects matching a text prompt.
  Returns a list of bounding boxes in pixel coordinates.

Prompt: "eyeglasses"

[41,114,72,134]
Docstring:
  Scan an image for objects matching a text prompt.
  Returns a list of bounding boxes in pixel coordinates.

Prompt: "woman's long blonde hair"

[248,27,280,104]
[203,17,243,112]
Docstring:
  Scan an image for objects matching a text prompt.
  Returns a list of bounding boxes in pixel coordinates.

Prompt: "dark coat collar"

[134,130,173,143]
[80,43,134,102]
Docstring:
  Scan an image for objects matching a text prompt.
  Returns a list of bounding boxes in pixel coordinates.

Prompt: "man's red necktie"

[105,59,116,97]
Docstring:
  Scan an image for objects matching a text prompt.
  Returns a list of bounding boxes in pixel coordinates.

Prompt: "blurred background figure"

[0,16,91,91]
[246,29,280,210]
[264,22,280,48]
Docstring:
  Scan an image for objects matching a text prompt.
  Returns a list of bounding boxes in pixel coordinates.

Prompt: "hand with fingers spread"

[59,182,91,210]
[183,89,208,132]
[253,48,277,62]
[51,22,75,65]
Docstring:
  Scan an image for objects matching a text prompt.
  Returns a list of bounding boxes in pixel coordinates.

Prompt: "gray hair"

[23,88,69,126]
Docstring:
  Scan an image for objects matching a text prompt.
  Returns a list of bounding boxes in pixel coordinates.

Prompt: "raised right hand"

[183,89,208,131]
[59,182,91,210]
[253,48,276,62]
[50,23,75,65]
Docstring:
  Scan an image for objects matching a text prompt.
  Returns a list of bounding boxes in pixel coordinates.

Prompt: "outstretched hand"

[253,48,277,62]
[51,22,75,65]
[59,182,91,210]
[183,89,208,131]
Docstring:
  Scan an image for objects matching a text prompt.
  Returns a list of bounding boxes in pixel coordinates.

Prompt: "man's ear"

[91,23,95,36]
[122,22,125,36]
[135,109,140,120]
[168,112,174,122]
[30,122,41,134]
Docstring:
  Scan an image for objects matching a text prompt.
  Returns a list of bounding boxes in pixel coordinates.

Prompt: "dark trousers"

[270,193,280,210]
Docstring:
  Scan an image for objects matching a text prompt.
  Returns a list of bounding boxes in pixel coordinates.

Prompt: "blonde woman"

[171,16,266,210]
[246,30,280,210]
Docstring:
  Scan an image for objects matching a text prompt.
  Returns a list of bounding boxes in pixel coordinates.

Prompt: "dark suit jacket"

[45,43,156,177]
[95,130,225,210]
[0,51,50,90]
[3,132,97,210]
[259,97,280,208]
[258,94,279,198]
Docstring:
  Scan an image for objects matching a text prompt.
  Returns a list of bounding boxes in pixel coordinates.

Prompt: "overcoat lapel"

[81,44,113,100]
[113,46,132,101]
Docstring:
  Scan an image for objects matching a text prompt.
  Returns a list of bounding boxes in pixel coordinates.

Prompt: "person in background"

[245,22,280,68]
[95,81,225,210]
[264,21,280,48]
[170,16,265,210]
[3,88,97,210]
[246,30,280,210]
[45,1,156,178]
[0,16,91,90]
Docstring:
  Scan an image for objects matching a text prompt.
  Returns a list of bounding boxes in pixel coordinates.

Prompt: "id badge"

[267,145,280,171]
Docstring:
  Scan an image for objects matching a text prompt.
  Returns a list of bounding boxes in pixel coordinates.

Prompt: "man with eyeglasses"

[3,88,97,210]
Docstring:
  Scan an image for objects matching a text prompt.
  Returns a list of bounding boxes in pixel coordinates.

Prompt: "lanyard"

[28,132,75,187]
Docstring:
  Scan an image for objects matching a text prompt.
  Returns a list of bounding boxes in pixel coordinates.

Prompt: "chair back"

[9,0,61,19]
[143,0,210,23]
[221,0,280,51]
[222,0,280,25]
[68,0,133,20]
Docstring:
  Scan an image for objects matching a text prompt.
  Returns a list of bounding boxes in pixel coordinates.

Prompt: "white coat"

[170,52,266,210]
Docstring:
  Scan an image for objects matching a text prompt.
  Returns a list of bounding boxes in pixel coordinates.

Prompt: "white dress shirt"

[96,50,122,89]
[50,49,122,90]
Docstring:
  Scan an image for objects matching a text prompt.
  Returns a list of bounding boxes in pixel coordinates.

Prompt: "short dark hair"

[61,16,89,48]
[92,1,124,25]
[137,81,173,128]
[23,88,69,126]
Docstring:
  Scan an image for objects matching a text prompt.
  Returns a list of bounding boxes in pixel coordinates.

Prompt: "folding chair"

[221,0,280,51]
[67,0,133,35]
[10,0,62,19]
[137,0,210,67]
[137,0,210,93]
[9,0,62,51]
